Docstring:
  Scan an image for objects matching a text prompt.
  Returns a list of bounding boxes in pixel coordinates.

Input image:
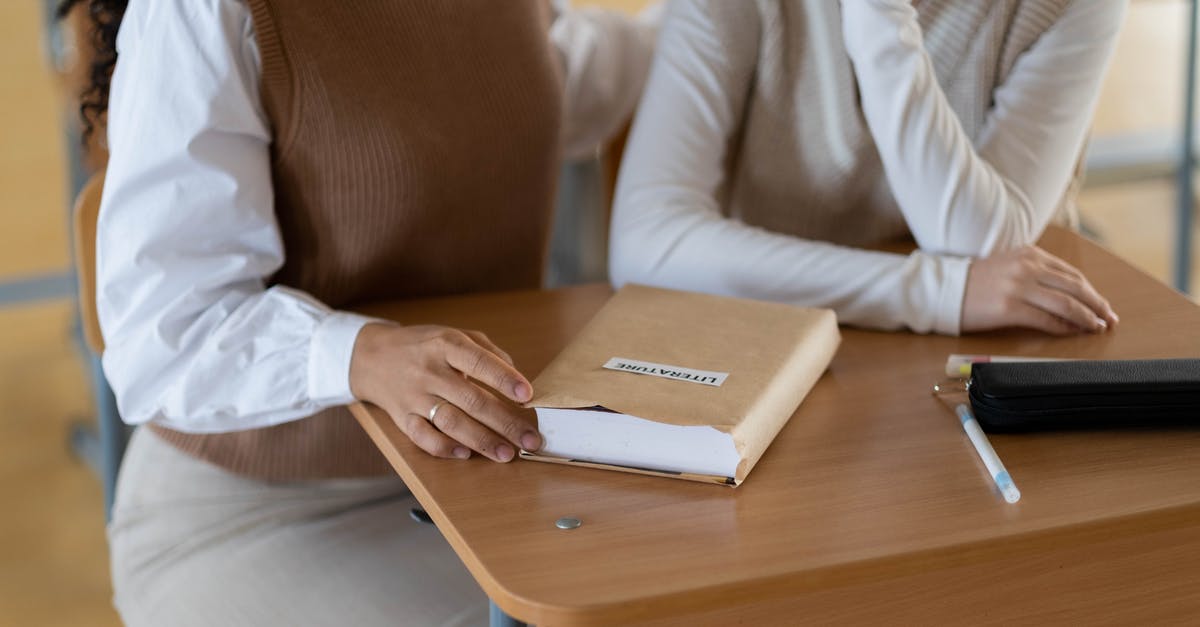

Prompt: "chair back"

[72,172,106,354]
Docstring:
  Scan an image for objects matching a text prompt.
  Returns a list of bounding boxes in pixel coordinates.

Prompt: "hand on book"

[349,323,543,462]
[962,246,1119,336]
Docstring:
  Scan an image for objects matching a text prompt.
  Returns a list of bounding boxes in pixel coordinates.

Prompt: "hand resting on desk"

[349,323,543,463]
[962,245,1119,336]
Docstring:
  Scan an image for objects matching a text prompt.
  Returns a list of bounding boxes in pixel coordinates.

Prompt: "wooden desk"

[351,227,1200,625]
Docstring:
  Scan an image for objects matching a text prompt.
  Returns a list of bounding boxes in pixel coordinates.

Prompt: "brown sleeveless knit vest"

[154,0,564,480]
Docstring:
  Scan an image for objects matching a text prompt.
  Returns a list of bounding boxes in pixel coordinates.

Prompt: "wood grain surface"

[351,227,1200,625]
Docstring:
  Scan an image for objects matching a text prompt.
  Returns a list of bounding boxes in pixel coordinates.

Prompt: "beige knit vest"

[724,0,1079,248]
[154,0,563,480]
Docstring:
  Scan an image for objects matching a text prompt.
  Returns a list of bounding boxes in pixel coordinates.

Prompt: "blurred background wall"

[1,1,1197,624]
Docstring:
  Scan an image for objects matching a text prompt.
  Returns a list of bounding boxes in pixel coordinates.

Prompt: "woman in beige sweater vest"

[66,0,658,624]
[612,0,1124,337]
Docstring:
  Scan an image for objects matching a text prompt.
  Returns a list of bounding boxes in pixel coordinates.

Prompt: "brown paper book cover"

[523,284,840,486]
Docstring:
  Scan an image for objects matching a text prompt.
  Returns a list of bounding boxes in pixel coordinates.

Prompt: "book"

[523,284,840,486]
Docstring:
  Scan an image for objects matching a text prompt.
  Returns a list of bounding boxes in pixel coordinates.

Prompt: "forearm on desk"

[610,193,970,334]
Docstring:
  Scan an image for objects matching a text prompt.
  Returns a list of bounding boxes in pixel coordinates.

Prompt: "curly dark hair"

[57,0,127,142]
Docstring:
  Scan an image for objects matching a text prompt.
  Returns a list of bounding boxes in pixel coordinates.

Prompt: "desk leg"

[410,510,528,626]
[1177,0,1199,294]
[489,600,528,627]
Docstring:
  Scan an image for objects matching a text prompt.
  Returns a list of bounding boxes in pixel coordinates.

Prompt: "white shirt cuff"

[935,256,972,336]
[307,311,381,406]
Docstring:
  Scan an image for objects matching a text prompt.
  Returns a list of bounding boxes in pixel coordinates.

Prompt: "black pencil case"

[967,358,1200,431]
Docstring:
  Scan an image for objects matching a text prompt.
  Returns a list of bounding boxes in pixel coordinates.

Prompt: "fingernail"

[513,382,531,402]
[521,431,542,452]
[1094,317,1107,331]
[495,444,515,462]
[453,446,471,459]
[1112,312,1120,323]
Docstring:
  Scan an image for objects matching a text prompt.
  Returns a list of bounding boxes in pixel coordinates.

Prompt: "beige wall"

[1093,0,1188,137]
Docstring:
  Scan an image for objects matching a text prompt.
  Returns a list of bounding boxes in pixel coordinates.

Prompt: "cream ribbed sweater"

[611,0,1124,335]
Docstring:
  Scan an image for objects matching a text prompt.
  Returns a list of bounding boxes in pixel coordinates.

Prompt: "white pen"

[955,404,1021,504]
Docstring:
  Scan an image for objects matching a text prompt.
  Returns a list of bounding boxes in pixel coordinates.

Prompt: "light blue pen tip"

[995,471,1021,504]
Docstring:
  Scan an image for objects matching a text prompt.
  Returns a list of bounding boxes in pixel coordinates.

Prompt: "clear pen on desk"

[955,404,1021,504]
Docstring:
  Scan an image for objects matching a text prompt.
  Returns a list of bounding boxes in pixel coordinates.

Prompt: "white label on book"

[602,357,729,387]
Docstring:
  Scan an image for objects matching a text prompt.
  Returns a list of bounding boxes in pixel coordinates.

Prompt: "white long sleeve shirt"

[98,0,658,433]
[610,0,1123,335]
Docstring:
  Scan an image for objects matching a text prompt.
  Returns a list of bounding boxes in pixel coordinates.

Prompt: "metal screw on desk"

[555,517,582,530]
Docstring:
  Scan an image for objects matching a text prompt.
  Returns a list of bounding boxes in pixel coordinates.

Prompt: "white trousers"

[108,428,488,626]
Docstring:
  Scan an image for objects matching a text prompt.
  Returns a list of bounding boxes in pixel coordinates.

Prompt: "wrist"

[938,256,971,336]
[348,321,396,402]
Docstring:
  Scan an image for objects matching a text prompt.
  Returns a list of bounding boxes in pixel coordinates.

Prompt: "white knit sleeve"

[841,0,1125,257]
[610,0,969,335]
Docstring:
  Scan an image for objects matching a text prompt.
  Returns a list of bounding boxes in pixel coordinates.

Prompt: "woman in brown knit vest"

[66,0,658,624]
